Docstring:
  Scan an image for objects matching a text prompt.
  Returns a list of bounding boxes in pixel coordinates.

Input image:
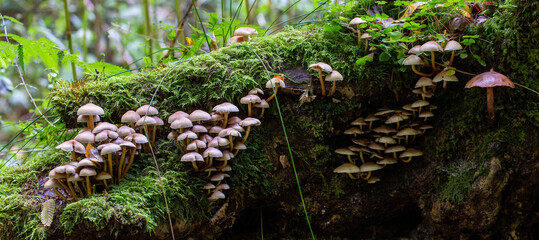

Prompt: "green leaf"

[446,69,456,76]
[459,53,468,59]
[3,16,22,25]
[17,44,23,73]
[379,52,391,62]
[473,54,487,66]
[390,31,402,41]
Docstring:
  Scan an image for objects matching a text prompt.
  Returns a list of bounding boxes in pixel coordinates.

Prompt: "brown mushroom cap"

[117,126,136,137]
[79,167,97,177]
[254,99,269,109]
[213,103,240,114]
[56,140,86,154]
[465,70,514,88]
[400,148,423,158]
[384,145,406,154]
[396,128,421,137]
[249,88,264,96]
[377,136,397,145]
[408,45,421,54]
[352,138,370,146]
[325,71,343,82]
[415,77,434,88]
[234,27,257,38]
[411,99,430,108]
[359,162,383,172]
[168,111,190,123]
[93,122,118,134]
[96,172,112,181]
[419,41,443,52]
[181,152,204,162]
[121,110,141,124]
[402,55,425,66]
[444,40,463,51]
[377,157,398,165]
[433,70,458,83]
[333,163,360,173]
[240,95,262,104]
[99,143,122,155]
[335,148,357,156]
[308,62,332,72]
[226,36,244,45]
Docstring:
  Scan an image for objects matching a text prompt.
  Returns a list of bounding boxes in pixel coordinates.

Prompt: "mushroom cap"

[77,115,100,123]
[67,173,83,182]
[199,134,213,143]
[265,77,286,89]
[400,148,423,158]
[415,77,434,88]
[121,110,141,124]
[135,116,157,126]
[396,127,421,136]
[191,125,208,133]
[99,143,122,155]
[204,183,216,190]
[93,122,118,134]
[117,126,136,137]
[377,157,398,165]
[420,40,443,52]
[349,17,367,25]
[75,130,95,144]
[373,125,397,134]
[48,169,65,179]
[186,140,207,151]
[136,105,158,116]
[77,103,104,116]
[188,110,212,122]
[249,88,264,96]
[228,123,245,132]
[218,128,242,138]
[178,130,198,141]
[170,117,193,129]
[216,151,234,161]
[384,145,406,154]
[167,132,179,140]
[359,162,383,172]
[208,136,230,148]
[309,62,332,72]
[119,141,136,148]
[44,179,62,188]
[228,116,242,125]
[210,172,226,181]
[360,33,371,39]
[333,163,360,173]
[213,102,240,114]
[240,94,262,104]
[325,71,344,82]
[385,114,406,124]
[226,36,245,45]
[56,140,86,154]
[368,142,385,151]
[234,27,257,37]
[367,176,381,184]
[374,108,395,116]
[344,127,365,135]
[402,55,424,66]
[220,165,232,172]
[181,152,204,162]
[239,117,261,127]
[152,116,164,126]
[364,114,380,122]
[402,104,414,112]
[79,167,97,177]
[209,126,224,134]
[203,147,223,158]
[208,191,226,201]
[352,138,370,146]
[78,159,96,168]
[418,111,434,118]
[215,183,230,191]
[96,172,112,180]
[408,45,421,54]
[125,133,149,144]
[95,130,120,142]
[377,136,397,145]
[168,111,189,124]
[444,40,463,51]
[335,148,356,156]
[433,70,459,83]
[465,70,514,88]
[234,142,247,150]
[411,99,430,108]
[254,99,269,109]
[419,123,434,131]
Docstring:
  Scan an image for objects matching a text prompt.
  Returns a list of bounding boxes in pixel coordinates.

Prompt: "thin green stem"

[143,0,153,63]
[192,0,212,52]
[266,0,301,32]
[63,0,77,81]
[225,0,244,41]
[247,46,316,240]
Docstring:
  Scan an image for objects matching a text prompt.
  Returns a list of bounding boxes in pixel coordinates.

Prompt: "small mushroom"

[433,70,458,88]
[444,40,463,66]
[359,162,383,180]
[399,148,423,163]
[325,70,343,97]
[465,70,514,126]
[239,117,261,143]
[254,99,269,119]
[419,41,443,71]
[181,152,204,172]
[334,162,360,179]
[403,55,433,77]
[349,17,367,49]
[213,103,239,128]
[308,62,332,96]
[226,36,244,46]
[335,148,357,163]
[44,179,69,202]
[415,77,434,94]
[234,27,257,41]
[240,94,262,117]
[121,110,141,129]
[265,77,286,102]
[77,103,104,131]
[79,167,97,196]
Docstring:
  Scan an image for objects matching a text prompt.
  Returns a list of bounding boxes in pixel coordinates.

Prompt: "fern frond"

[41,199,55,227]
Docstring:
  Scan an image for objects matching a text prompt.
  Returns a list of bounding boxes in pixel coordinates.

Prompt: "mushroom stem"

[107,153,114,183]
[448,51,455,66]
[152,125,157,146]
[73,182,84,198]
[130,122,136,129]
[241,126,252,143]
[67,181,78,201]
[266,84,280,102]
[318,70,326,96]
[393,152,398,159]
[88,115,94,131]
[329,81,337,97]
[118,147,127,182]
[102,180,109,189]
[176,140,185,154]
[401,157,412,163]
[405,136,409,145]
[487,87,495,127]
[85,177,91,196]
[216,160,228,169]
[359,152,365,164]
[191,161,200,172]
[258,108,266,119]
[71,151,77,162]
[361,171,372,180]
[430,51,436,70]
[221,112,229,128]
[123,147,137,179]
[53,188,69,202]
[357,27,362,48]
[248,103,252,117]
[411,65,434,77]
[347,172,360,180]
[364,39,368,51]
[347,155,354,164]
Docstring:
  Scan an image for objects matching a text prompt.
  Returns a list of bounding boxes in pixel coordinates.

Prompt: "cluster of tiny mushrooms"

[46,103,156,202]
[173,85,276,201]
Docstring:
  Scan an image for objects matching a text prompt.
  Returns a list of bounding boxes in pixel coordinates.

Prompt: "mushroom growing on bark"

[444,40,463,66]
[308,62,332,96]
[265,77,286,102]
[465,69,514,126]
[334,162,360,179]
[325,70,343,97]
[419,41,443,71]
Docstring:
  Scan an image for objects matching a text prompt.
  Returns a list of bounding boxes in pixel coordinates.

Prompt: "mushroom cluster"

[308,62,343,97]
[402,40,463,88]
[168,100,262,201]
[46,103,154,202]
[334,90,437,182]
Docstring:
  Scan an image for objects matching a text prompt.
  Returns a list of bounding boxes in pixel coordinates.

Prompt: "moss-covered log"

[1,1,538,239]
